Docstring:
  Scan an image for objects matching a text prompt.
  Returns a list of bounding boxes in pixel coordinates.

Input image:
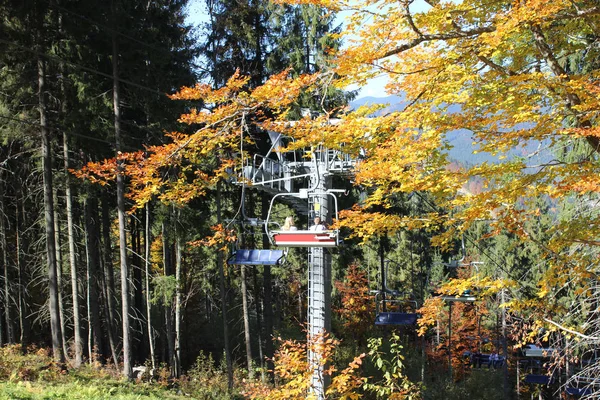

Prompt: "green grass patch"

[0,346,238,400]
[0,380,194,400]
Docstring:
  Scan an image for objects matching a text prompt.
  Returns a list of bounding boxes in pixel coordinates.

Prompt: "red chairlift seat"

[265,190,341,248]
[271,230,338,247]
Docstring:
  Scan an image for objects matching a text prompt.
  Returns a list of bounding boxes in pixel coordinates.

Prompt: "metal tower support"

[308,170,332,400]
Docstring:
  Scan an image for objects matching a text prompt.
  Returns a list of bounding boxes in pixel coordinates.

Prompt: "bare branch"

[402,0,422,37]
[477,55,516,76]
[544,318,600,341]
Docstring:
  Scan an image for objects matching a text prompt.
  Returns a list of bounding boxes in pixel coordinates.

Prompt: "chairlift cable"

[412,191,526,290]
[226,112,249,230]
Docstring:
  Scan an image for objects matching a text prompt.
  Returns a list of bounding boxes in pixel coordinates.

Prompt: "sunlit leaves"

[334,264,373,343]
[242,333,366,400]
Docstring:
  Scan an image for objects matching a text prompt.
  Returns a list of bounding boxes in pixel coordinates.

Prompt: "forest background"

[1,0,600,399]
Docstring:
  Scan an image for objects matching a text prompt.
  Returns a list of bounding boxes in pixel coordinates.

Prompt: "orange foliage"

[75,0,600,343]
[418,269,506,380]
[243,333,365,400]
[188,224,237,251]
[334,264,373,344]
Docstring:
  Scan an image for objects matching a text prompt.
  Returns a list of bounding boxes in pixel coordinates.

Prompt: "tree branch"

[477,55,516,76]
[544,318,600,341]
[379,25,495,59]
[402,0,422,37]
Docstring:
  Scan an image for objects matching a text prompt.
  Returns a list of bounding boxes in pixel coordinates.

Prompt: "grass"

[0,345,239,400]
[0,380,189,400]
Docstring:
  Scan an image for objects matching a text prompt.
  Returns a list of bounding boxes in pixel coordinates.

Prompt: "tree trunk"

[16,184,30,348]
[261,195,274,380]
[0,169,13,345]
[111,0,131,377]
[84,195,103,361]
[174,228,182,378]
[101,197,119,367]
[252,266,265,381]
[145,204,156,370]
[85,232,92,360]
[163,221,175,371]
[39,55,64,363]
[53,191,70,360]
[132,214,145,364]
[217,182,233,388]
[241,265,253,378]
[63,133,83,366]
[55,7,75,365]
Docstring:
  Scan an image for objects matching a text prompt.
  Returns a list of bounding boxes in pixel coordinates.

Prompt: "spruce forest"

[1,0,600,399]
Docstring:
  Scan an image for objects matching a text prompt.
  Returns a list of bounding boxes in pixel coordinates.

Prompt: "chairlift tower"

[307,162,332,399]
[236,128,354,400]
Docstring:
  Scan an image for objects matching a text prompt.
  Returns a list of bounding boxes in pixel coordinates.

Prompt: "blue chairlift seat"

[565,387,592,397]
[469,353,505,369]
[525,374,553,385]
[473,354,490,368]
[374,312,418,326]
[227,249,285,266]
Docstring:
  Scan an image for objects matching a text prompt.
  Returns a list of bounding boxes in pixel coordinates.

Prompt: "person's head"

[285,216,295,226]
[314,216,321,225]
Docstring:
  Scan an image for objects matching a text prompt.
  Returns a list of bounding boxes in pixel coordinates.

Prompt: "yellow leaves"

[437,275,514,298]
[338,207,446,240]
[417,276,515,337]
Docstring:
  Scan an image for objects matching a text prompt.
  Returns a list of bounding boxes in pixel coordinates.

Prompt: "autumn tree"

[295,0,600,370]
[334,263,373,345]
[75,0,600,395]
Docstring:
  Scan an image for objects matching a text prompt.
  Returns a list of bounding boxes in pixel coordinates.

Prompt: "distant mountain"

[349,96,553,166]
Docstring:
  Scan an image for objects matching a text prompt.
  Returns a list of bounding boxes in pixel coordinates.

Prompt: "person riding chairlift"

[309,216,326,231]
[282,216,297,231]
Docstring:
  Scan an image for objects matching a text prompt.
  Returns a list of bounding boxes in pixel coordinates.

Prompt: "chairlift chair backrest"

[373,293,419,326]
[227,249,285,266]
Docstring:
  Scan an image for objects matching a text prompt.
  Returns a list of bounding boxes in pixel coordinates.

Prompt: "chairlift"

[442,235,484,271]
[373,292,419,326]
[520,344,557,386]
[371,242,419,326]
[227,249,286,266]
[265,190,340,248]
[524,374,554,385]
[466,351,505,369]
[441,289,477,303]
[523,344,557,358]
[565,386,592,397]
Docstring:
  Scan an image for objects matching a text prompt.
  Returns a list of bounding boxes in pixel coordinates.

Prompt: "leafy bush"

[179,351,238,399]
